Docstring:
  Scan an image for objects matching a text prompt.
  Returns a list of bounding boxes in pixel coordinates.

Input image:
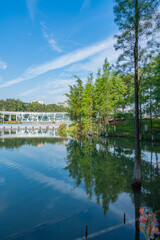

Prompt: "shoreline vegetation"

[65,0,160,187]
[58,117,160,142]
[64,56,160,143]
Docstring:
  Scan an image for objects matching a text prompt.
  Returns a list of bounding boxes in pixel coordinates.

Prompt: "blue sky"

[0,0,120,104]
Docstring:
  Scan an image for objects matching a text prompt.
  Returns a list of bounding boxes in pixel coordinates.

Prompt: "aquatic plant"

[139,208,159,240]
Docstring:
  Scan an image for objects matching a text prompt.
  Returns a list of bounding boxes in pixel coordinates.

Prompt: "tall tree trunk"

[99,117,102,136]
[149,87,153,141]
[132,0,141,187]
[106,118,109,136]
[156,152,159,169]
[139,95,142,141]
[156,101,159,118]
[132,185,141,240]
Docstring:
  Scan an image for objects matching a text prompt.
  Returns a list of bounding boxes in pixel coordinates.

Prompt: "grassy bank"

[59,118,160,142]
[108,118,160,142]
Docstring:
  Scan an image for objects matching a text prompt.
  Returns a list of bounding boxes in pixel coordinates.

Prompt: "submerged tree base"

[132,164,141,188]
[132,178,141,188]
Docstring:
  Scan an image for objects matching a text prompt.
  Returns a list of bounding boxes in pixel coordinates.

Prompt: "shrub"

[58,123,67,130]
[139,207,159,240]
[5,121,22,124]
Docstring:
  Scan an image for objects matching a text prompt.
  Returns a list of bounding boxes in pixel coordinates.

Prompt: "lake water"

[0,131,160,240]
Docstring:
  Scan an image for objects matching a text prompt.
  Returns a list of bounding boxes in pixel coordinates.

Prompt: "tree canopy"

[0,99,67,112]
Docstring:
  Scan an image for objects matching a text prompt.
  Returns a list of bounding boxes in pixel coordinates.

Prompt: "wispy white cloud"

[45,79,75,89]
[19,87,39,97]
[48,39,62,52]
[80,0,91,12]
[0,36,119,89]
[1,159,96,202]
[40,21,62,52]
[26,0,38,20]
[0,177,5,185]
[0,59,8,70]
[44,79,72,100]
[66,45,120,74]
[38,78,75,103]
[18,78,74,103]
[46,86,68,96]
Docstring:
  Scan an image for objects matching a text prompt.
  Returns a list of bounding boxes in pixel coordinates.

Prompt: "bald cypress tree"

[82,73,94,134]
[114,0,160,187]
[65,77,84,124]
[94,59,113,135]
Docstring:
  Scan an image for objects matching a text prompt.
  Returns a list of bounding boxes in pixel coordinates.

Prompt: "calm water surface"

[0,130,160,240]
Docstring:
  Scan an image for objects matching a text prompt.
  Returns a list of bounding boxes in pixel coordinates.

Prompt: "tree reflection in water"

[0,136,159,239]
[65,137,160,238]
[0,137,65,149]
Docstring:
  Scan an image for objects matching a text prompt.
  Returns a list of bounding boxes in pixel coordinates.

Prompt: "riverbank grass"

[109,118,160,141]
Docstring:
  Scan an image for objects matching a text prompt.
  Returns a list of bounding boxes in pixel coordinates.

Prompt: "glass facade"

[3,112,70,122]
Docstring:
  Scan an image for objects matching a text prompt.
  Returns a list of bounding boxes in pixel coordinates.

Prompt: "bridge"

[0,111,69,122]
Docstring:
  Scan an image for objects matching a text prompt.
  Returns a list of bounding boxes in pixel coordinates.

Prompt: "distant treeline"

[0,99,67,112]
[0,137,65,149]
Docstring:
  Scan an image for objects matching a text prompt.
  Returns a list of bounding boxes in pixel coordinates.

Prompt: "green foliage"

[118,73,134,110]
[0,99,67,112]
[5,121,22,124]
[0,137,64,149]
[113,1,160,177]
[58,123,67,130]
[114,0,160,72]
[65,137,160,215]
[57,123,67,138]
[65,58,136,134]
[108,118,160,141]
[65,77,84,123]
[94,59,113,123]
[114,112,134,119]
[137,54,160,122]
[65,55,160,139]
[109,71,127,116]
[67,124,77,136]
[82,73,95,132]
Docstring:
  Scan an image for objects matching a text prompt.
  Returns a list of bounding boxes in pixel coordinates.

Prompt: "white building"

[37,101,44,105]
